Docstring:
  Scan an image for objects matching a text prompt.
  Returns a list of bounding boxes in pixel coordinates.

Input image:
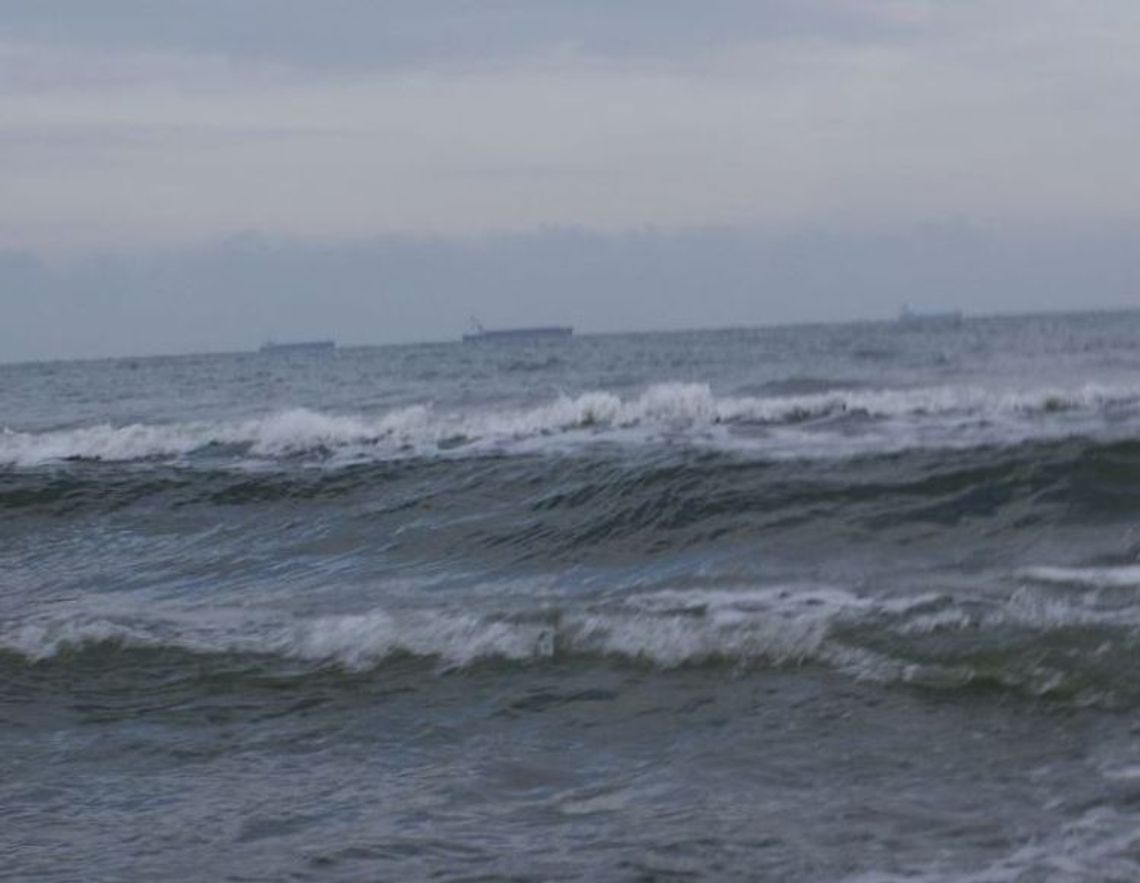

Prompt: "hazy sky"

[2,1,1138,360]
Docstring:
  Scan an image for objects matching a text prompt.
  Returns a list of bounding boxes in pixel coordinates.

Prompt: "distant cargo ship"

[259,340,335,353]
[898,306,963,328]
[462,319,572,343]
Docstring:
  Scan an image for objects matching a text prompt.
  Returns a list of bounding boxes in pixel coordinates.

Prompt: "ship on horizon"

[462,318,573,343]
[897,306,963,329]
[259,339,336,353]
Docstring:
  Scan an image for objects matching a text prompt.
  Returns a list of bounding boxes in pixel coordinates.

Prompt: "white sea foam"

[2,380,1138,468]
[0,585,865,670]
[845,807,1140,883]
[1018,565,1140,590]
[883,580,1140,636]
[0,607,540,669]
[2,580,1137,675]
[281,610,550,669]
[2,616,161,662]
[565,585,869,667]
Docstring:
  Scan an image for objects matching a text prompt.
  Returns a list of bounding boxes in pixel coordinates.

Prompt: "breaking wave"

[0,586,859,670]
[2,380,1139,468]
[5,576,1140,705]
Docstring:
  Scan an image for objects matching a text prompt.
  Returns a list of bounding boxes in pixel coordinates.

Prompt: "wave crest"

[2,380,1138,467]
[5,579,1139,706]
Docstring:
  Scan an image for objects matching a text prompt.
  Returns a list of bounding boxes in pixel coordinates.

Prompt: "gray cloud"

[1,1,1138,360]
[4,7,1139,252]
[1,1,919,70]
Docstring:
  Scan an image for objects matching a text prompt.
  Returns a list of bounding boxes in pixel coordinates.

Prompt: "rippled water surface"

[3,312,1140,881]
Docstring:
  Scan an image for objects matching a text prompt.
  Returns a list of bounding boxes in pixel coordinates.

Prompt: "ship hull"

[462,326,573,343]
[259,341,336,353]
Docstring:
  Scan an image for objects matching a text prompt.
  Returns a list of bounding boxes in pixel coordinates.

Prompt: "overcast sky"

[2,1,1138,360]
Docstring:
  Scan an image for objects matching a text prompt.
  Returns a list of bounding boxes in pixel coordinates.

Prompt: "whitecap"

[3,380,1139,468]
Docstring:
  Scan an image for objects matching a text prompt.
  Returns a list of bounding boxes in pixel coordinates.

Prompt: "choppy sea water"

[3,311,1140,881]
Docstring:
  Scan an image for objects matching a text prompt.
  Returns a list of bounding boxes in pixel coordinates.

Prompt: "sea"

[3,311,1140,882]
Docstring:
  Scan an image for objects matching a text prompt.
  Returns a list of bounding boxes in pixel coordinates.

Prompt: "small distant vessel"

[259,340,335,353]
[898,306,963,329]
[462,318,572,343]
